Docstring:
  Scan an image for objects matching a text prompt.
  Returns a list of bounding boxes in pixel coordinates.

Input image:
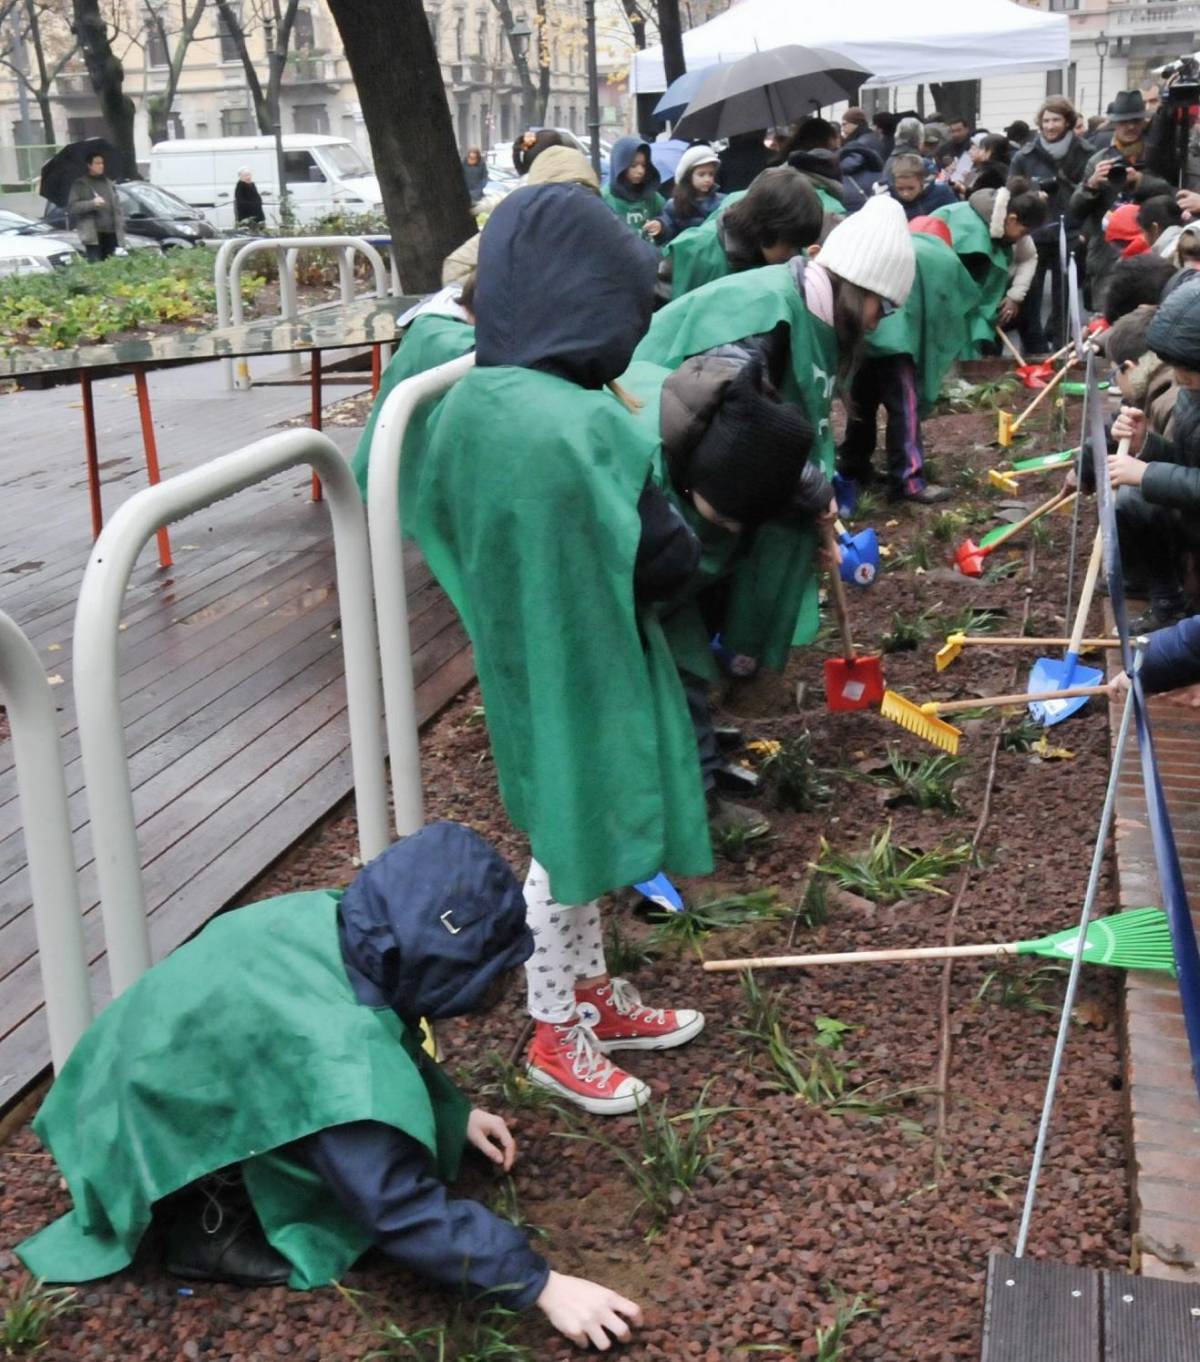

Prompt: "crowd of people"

[20,81,1200,1356]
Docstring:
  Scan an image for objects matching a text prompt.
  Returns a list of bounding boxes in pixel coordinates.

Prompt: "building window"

[293,103,330,135]
[147,19,169,68]
[293,8,315,50]
[477,19,487,59]
[428,12,439,55]
[500,101,511,141]
[1049,0,1080,11]
[284,148,325,182]
[221,107,255,136]
[218,9,241,62]
[456,16,465,60]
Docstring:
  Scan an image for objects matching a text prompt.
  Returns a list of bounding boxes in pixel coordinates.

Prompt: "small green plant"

[464,704,487,726]
[473,1052,569,1113]
[0,1277,78,1355]
[943,606,1004,636]
[739,969,787,1038]
[871,747,965,812]
[814,824,971,904]
[929,509,972,544]
[881,609,935,653]
[604,917,657,975]
[941,375,1016,411]
[710,819,770,863]
[649,890,788,954]
[1031,516,1053,549]
[888,532,933,572]
[752,732,832,811]
[815,1287,876,1362]
[489,1176,548,1243]
[338,1284,531,1361]
[846,486,883,523]
[795,875,829,930]
[1001,714,1043,753]
[956,463,983,491]
[976,961,1068,1015]
[560,1082,736,1236]
[983,555,1024,581]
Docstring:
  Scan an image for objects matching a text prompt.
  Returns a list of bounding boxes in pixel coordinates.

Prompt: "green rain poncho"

[866,231,983,413]
[411,183,712,906]
[349,308,475,535]
[631,262,837,655]
[933,200,1011,353]
[16,889,471,1288]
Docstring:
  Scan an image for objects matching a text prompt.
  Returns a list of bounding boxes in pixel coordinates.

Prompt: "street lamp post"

[265,16,289,228]
[584,0,600,177]
[509,15,533,130]
[1095,31,1110,118]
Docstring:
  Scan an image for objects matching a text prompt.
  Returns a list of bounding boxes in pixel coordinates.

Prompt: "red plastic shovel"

[953,488,1075,577]
[823,523,884,712]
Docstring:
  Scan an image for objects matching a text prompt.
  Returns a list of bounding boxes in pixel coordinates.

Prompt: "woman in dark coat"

[462,147,489,204]
[234,168,265,225]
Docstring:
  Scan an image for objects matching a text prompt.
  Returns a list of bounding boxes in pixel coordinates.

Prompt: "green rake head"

[1016,907,1175,974]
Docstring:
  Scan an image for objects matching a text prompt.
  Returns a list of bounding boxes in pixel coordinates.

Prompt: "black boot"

[166,1172,292,1287]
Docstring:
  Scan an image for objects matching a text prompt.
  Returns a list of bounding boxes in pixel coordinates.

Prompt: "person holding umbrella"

[68,151,125,262]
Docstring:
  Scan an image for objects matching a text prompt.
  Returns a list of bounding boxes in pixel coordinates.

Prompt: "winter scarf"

[1036,131,1076,163]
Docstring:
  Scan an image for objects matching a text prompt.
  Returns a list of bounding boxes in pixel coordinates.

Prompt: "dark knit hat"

[1104,304,1157,366]
[688,366,815,526]
[1146,277,1200,367]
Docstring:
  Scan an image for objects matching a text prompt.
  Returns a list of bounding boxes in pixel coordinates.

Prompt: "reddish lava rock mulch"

[1,385,1132,1360]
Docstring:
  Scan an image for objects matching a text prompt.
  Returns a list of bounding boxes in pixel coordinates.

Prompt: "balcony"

[54,71,95,100]
[283,54,340,86]
[450,60,494,86]
[1110,2,1200,36]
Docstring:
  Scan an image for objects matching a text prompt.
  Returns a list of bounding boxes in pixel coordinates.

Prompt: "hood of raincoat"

[1146,276,1200,368]
[475,182,657,387]
[338,821,533,1023]
[785,148,846,204]
[839,143,884,179]
[609,135,661,201]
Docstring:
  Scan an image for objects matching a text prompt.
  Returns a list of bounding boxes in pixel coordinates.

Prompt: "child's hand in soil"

[466,1108,516,1170]
[537,1271,642,1349]
[1111,405,1148,456]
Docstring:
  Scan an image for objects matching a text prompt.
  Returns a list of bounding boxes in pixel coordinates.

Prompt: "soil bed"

[0,382,1132,1360]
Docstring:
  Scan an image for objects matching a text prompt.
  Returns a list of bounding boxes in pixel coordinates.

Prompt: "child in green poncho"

[602,135,666,241]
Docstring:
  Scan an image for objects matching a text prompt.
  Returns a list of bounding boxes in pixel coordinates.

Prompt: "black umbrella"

[39,138,126,207]
[674,45,873,141]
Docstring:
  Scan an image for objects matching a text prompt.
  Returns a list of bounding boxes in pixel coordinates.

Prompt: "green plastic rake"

[702,907,1175,974]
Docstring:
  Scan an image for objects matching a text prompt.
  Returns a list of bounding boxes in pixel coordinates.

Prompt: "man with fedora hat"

[1070,90,1173,304]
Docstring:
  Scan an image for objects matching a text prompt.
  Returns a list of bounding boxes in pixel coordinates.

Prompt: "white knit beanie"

[673,143,720,186]
[817,191,916,306]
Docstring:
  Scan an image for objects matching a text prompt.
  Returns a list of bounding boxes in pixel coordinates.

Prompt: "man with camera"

[1070,90,1172,306]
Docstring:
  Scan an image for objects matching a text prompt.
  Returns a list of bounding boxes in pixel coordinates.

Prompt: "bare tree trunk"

[621,0,647,49]
[71,0,136,173]
[213,0,270,132]
[147,0,207,144]
[656,0,685,86]
[489,0,537,129]
[326,0,474,292]
[26,0,66,144]
[264,0,300,137]
[534,0,550,124]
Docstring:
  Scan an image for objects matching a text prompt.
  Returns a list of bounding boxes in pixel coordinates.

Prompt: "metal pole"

[585,0,601,178]
[265,17,288,230]
[1097,53,1105,118]
[1015,660,1139,1256]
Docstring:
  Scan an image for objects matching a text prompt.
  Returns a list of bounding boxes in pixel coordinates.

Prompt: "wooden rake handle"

[928,683,1109,716]
[995,326,1026,366]
[951,635,1119,649]
[985,488,1075,553]
[704,942,1015,971]
[1010,357,1077,434]
[824,521,856,661]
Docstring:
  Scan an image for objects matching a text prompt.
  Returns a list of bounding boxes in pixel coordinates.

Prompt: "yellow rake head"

[988,468,1020,494]
[935,633,966,672]
[997,410,1014,448]
[879,690,962,755]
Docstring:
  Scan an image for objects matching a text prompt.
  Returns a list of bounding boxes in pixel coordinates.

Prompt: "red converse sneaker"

[526,1019,650,1115]
[575,977,705,1053]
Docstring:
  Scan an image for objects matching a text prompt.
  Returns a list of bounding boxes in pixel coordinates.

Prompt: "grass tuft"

[814,824,971,904]
[337,1284,531,1361]
[870,747,965,813]
[0,1277,78,1356]
[649,891,789,955]
[750,733,832,812]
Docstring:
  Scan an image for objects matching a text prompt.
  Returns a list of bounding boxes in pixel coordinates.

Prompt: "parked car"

[0,232,80,276]
[150,135,383,231]
[44,181,216,248]
[486,129,611,180]
[0,207,160,257]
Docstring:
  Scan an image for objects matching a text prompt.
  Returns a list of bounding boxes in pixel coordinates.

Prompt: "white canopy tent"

[631,0,1069,95]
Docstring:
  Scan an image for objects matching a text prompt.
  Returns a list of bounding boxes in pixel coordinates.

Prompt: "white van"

[149,135,383,230]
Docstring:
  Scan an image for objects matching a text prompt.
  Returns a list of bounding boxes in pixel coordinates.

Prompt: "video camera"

[1155,53,1200,103]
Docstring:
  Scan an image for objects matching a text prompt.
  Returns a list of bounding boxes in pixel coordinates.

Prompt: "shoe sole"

[524,1062,649,1115]
[167,1262,291,1288]
[593,1013,706,1053]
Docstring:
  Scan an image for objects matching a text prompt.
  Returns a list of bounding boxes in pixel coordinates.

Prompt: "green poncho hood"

[631,262,837,655]
[933,200,1011,353]
[866,232,983,412]
[17,823,531,1288]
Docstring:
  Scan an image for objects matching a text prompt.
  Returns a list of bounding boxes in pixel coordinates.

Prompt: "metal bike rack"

[73,429,389,996]
[0,611,92,1070]
[367,352,476,836]
[214,234,391,390]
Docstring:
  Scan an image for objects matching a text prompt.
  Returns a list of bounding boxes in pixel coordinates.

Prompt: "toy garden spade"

[1027,516,1111,727]
[836,519,879,587]
[953,487,1075,577]
[823,522,884,711]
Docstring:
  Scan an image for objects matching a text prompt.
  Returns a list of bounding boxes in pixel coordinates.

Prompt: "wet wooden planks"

[0,376,472,1108]
[981,1252,1200,1360]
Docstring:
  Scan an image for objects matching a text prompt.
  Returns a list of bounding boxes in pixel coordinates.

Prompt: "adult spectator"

[234,168,264,225]
[1100,252,1176,324]
[1005,120,1031,154]
[872,111,900,162]
[718,130,774,192]
[943,115,976,189]
[1009,96,1091,349]
[462,147,489,205]
[966,134,1011,192]
[1143,82,1163,118]
[785,117,861,213]
[841,107,887,161]
[1070,90,1166,304]
[68,151,125,262]
[1086,114,1113,151]
[886,117,925,175]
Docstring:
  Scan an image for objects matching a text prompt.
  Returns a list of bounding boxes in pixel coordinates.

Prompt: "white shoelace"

[562,1021,616,1087]
[605,977,666,1025]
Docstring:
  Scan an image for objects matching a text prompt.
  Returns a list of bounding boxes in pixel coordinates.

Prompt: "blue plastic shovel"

[635,872,685,914]
[837,520,879,588]
[1028,526,1105,727]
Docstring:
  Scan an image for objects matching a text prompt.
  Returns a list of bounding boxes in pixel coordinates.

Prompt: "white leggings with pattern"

[522,859,606,1024]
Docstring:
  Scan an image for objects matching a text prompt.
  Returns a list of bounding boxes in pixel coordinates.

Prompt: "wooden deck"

[0,358,472,1106]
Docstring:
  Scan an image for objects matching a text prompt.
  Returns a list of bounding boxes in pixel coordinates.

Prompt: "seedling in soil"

[752,731,832,811]
[559,1081,738,1237]
[1001,714,1043,753]
[942,606,1004,636]
[814,824,972,904]
[983,555,1023,582]
[464,704,487,727]
[870,746,965,813]
[929,509,972,544]
[489,1175,548,1243]
[649,890,788,954]
[941,375,1016,411]
[976,961,1068,1015]
[1031,516,1053,550]
[0,1277,77,1355]
[338,1284,531,1362]
[737,968,788,1039]
[881,609,935,653]
[887,533,932,572]
[846,487,882,523]
[795,876,829,930]
[815,1287,876,1362]
[472,1052,570,1115]
[710,820,771,863]
[604,918,657,975]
